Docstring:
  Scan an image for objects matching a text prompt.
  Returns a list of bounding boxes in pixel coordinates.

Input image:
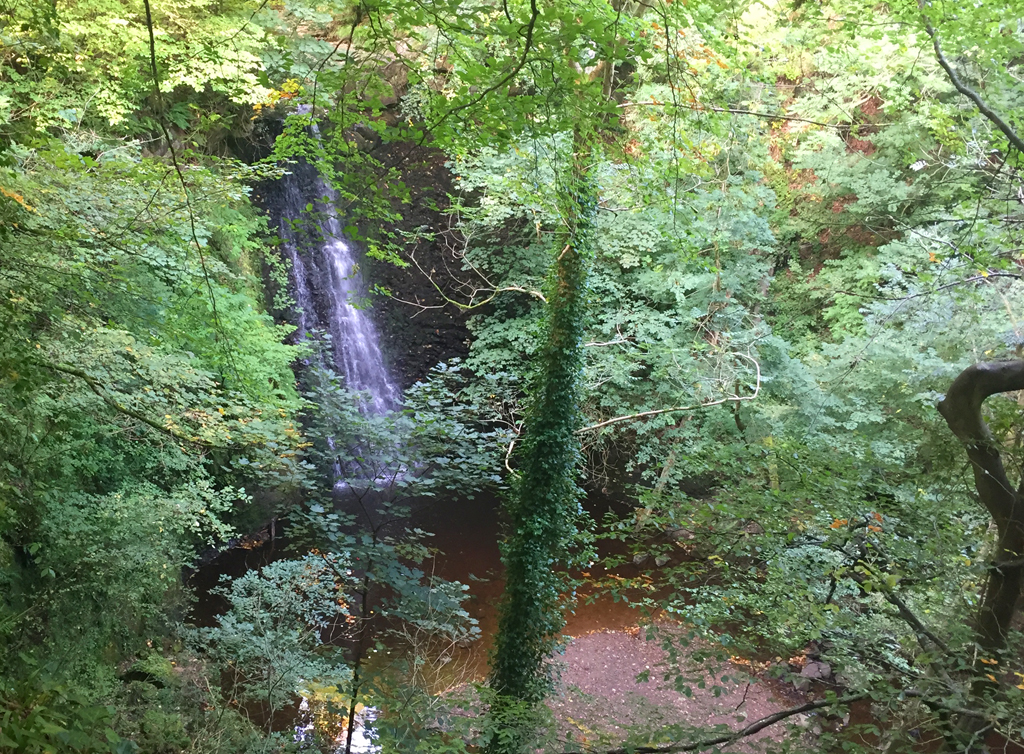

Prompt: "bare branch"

[600,693,869,754]
[830,272,1024,303]
[585,325,631,348]
[584,337,631,348]
[922,16,1024,156]
[404,248,546,311]
[383,294,450,317]
[620,100,840,128]
[578,354,760,434]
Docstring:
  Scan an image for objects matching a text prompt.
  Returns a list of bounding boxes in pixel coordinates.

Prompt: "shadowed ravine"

[190,148,802,752]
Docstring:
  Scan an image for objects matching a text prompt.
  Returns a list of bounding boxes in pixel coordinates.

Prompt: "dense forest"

[3,0,1024,751]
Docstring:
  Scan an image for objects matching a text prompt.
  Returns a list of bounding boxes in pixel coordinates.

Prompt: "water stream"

[273,137,399,751]
[276,142,399,413]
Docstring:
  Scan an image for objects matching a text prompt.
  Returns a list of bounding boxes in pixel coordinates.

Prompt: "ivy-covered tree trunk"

[487,140,595,746]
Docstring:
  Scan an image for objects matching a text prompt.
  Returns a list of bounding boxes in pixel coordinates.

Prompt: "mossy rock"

[123,654,175,686]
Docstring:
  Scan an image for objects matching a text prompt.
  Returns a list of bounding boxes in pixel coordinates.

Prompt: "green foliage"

[0,671,136,754]
[489,149,596,719]
[405,0,1024,747]
[4,0,1024,748]
[279,500,482,753]
[0,0,278,145]
[0,139,309,681]
[0,13,309,735]
[190,555,354,711]
[449,139,775,491]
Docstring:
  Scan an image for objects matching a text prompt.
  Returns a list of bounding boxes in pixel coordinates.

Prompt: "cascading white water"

[275,146,399,414]
[275,123,390,754]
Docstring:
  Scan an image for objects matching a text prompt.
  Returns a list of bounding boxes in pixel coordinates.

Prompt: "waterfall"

[275,151,399,414]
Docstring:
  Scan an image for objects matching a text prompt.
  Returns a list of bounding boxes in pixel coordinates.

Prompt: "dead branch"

[402,222,547,313]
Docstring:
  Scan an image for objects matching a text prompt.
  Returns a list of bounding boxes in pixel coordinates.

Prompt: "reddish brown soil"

[548,628,804,751]
[415,494,805,750]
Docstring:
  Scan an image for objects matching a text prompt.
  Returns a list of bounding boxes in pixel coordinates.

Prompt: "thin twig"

[578,354,760,433]
[620,100,839,128]
[142,0,238,380]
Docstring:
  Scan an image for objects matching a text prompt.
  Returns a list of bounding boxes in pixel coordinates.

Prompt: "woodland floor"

[547,627,808,752]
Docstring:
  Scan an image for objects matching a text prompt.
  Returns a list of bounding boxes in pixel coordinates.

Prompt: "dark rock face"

[251,115,470,391]
[359,141,471,389]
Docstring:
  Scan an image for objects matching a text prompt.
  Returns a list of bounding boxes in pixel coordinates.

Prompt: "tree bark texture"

[937,360,1024,658]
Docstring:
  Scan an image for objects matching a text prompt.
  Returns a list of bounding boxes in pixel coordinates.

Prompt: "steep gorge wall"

[246,119,470,390]
[360,140,471,388]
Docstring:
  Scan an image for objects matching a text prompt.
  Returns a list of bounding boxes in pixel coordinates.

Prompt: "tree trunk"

[937,361,1024,662]
[486,136,595,751]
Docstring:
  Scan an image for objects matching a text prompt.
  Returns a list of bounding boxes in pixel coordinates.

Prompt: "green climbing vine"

[488,138,596,740]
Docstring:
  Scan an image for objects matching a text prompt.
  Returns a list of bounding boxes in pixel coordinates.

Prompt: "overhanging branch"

[420,0,540,140]
[38,361,209,446]
[142,0,238,380]
[883,588,951,655]
[922,16,1024,156]
[578,354,760,434]
[600,693,869,754]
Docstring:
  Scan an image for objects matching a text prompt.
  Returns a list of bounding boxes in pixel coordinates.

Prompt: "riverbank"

[549,627,805,751]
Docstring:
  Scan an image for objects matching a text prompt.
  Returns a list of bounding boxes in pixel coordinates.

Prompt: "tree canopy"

[3,0,1024,751]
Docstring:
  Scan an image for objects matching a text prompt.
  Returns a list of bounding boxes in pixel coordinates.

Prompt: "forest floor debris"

[548,628,806,751]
